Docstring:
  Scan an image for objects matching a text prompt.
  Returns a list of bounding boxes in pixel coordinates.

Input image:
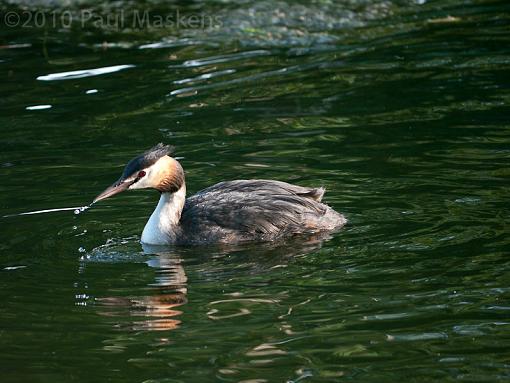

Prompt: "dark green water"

[1,1,509,382]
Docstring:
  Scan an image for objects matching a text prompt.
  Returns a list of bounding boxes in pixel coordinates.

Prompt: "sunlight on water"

[181,50,271,67]
[25,104,52,110]
[36,64,135,81]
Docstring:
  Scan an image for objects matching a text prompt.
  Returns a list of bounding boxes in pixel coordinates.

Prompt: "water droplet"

[78,247,86,253]
[74,206,90,215]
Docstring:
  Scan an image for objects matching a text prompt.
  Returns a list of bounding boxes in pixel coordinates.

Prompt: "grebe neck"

[141,184,186,245]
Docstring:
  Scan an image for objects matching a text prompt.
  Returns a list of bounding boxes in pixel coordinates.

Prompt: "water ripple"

[37,64,135,81]
[173,69,236,85]
[179,50,271,67]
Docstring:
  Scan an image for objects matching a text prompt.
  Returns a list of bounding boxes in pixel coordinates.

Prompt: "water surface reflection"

[80,243,187,332]
[80,235,335,333]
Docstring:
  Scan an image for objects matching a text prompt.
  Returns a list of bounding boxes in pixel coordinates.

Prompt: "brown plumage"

[154,156,185,193]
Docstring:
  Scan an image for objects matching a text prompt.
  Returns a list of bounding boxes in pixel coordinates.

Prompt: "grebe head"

[93,143,184,204]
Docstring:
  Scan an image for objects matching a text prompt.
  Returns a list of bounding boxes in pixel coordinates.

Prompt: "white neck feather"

[141,184,186,245]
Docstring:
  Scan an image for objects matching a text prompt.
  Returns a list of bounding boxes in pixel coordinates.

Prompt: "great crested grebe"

[93,144,347,245]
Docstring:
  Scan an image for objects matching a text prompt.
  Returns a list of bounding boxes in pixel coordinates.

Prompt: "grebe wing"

[191,179,325,202]
[180,180,344,242]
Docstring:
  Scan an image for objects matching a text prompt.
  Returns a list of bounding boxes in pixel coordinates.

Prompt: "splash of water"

[3,205,91,218]
[74,206,90,215]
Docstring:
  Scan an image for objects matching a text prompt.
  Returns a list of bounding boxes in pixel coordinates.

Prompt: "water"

[1,0,509,382]
[2,205,89,217]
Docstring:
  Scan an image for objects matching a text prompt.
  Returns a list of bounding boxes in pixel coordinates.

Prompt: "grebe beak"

[93,180,131,204]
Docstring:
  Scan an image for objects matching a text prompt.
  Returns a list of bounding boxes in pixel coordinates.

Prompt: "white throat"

[141,185,186,245]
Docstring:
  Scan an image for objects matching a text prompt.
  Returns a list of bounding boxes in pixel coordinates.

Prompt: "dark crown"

[121,143,173,180]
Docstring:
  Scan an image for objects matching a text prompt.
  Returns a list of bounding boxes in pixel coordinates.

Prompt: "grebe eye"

[138,170,146,178]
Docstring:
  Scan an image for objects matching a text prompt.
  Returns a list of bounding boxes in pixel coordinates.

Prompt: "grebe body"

[94,144,346,245]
